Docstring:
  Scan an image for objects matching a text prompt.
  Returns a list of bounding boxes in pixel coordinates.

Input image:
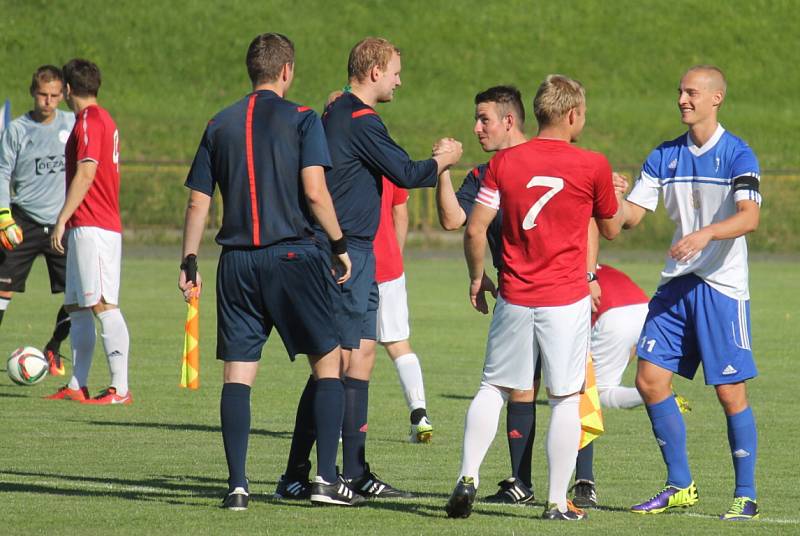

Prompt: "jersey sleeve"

[185,126,215,196]
[475,156,501,210]
[455,167,483,218]
[352,115,438,189]
[591,153,618,219]
[0,124,20,207]
[731,142,762,206]
[298,110,332,170]
[627,146,663,211]
[76,109,103,163]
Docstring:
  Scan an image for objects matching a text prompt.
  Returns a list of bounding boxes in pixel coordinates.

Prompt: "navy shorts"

[637,274,757,385]
[216,241,339,361]
[319,236,378,350]
[0,206,66,293]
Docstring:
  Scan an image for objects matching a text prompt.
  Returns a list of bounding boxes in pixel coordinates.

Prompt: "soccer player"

[624,65,761,521]
[0,66,75,376]
[179,33,360,510]
[275,37,462,501]
[448,74,624,521]
[46,59,132,405]
[373,176,433,443]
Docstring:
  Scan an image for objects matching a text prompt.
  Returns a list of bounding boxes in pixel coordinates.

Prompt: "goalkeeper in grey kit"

[0,65,75,375]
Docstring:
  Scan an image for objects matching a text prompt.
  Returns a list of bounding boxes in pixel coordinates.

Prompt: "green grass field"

[1,251,797,535]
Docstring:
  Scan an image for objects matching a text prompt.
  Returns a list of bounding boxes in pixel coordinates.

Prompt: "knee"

[715,383,748,415]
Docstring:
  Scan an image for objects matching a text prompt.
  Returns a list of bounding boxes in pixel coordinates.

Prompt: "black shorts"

[216,240,340,362]
[0,206,66,293]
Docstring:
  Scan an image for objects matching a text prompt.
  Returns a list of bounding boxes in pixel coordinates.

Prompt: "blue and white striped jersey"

[627,124,760,300]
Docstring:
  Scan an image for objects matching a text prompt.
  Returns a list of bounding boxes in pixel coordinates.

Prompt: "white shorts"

[590,303,648,389]
[376,273,410,343]
[483,295,590,396]
[64,226,122,307]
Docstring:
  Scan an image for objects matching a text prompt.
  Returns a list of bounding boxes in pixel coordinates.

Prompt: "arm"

[587,218,601,312]
[595,189,625,240]
[464,202,498,314]
[0,127,19,209]
[669,200,759,262]
[301,165,351,284]
[178,189,211,301]
[50,160,97,254]
[622,199,648,229]
[392,201,408,253]
[436,169,467,230]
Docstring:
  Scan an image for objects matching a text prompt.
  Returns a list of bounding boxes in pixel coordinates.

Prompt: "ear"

[712,89,724,107]
[567,107,577,126]
[370,64,382,83]
[282,63,293,82]
[504,113,514,131]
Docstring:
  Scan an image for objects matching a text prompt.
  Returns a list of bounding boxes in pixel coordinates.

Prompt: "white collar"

[687,124,725,156]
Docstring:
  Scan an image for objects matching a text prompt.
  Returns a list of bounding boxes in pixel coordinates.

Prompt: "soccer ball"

[7,347,49,386]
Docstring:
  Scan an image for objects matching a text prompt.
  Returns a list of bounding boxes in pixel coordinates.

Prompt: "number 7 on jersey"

[522,176,564,230]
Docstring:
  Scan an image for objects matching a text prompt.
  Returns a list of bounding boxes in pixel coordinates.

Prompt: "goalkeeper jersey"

[0,109,74,225]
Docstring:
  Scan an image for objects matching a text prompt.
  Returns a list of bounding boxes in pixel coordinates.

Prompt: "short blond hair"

[348,37,400,83]
[533,74,585,126]
[684,64,727,97]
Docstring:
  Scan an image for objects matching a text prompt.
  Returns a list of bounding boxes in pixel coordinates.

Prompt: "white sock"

[547,395,581,511]
[98,309,130,396]
[393,353,426,411]
[67,309,95,390]
[599,386,644,409]
[458,381,508,488]
[0,297,10,311]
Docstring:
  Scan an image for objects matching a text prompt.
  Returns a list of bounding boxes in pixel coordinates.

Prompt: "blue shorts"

[637,274,757,385]
[319,235,378,350]
[216,241,339,361]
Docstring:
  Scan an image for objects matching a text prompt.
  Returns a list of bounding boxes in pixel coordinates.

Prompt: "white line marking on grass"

[12,479,187,496]
[679,511,800,525]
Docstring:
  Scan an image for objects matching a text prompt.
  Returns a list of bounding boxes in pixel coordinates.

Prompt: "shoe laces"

[727,497,749,515]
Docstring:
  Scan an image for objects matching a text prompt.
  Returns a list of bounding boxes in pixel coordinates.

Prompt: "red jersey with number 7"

[65,104,122,232]
[477,138,617,307]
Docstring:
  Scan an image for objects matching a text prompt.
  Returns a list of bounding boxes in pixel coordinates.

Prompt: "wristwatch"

[587,271,598,282]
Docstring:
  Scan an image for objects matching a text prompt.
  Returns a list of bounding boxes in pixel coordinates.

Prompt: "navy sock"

[342,376,369,479]
[46,306,71,351]
[575,442,595,482]
[284,375,316,479]
[507,401,536,488]
[315,378,345,483]
[647,395,692,488]
[220,382,251,491]
[727,406,757,499]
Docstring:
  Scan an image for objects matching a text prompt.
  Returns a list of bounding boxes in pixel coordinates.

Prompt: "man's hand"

[178,269,203,302]
[470,272,497,314]
[612,172,629,196]
[331,252,352,285]
[669,228,713,263]
[0,208,23,249]
[589,279,601,313]
[50,220,66,254]
[432,137,463,169]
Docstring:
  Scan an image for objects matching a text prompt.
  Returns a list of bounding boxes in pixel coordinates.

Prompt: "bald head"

[684,65,727,98]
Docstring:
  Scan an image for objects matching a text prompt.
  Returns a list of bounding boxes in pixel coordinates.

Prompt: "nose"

[678,91,689,106]
[473,120,483,135]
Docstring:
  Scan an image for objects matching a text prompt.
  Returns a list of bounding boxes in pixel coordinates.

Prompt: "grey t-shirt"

[0,109,75,225]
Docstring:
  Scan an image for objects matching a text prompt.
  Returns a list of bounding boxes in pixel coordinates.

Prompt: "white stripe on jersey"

[82,109,89,147]
[476,185,500,210]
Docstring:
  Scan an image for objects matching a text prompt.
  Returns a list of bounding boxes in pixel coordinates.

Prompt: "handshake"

[432,137,463,170]
[0,208,23,250]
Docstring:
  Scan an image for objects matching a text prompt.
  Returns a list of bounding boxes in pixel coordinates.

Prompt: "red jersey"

[65,104,122,232]
[591,264,649,325]
[478,138,617,307]
[374,177,409,283]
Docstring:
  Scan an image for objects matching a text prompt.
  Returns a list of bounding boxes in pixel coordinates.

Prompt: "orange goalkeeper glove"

[0,208,23,249]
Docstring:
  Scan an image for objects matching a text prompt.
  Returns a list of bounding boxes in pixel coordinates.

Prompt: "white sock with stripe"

[547,394,581,511]
[458,381,508,488]
[599,386,644,409]
[98,308,130,396]
[393,353,426,411]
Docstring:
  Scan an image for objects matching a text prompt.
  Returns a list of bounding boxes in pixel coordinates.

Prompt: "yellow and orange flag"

[180,294,199,389]
[579,356,604,448]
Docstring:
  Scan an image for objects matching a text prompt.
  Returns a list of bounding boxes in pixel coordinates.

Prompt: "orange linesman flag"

[180,294,200,389]
[579,355,604,449]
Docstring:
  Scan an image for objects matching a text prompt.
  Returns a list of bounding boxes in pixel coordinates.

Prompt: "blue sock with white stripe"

[646,395,692,488]
[727,406,757,499]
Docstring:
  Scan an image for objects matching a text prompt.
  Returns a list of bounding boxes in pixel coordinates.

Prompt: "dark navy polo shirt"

[456,163,504,270]
[186,90,331,247]
[320,92,438,240]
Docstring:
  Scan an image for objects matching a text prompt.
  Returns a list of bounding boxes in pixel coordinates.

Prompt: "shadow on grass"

[68,419,292,439]
[0,392,29,398]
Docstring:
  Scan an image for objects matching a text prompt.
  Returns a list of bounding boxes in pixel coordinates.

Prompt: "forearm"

[597,194,625,240]
[307,190,344,241]
[182,191,211,258]
[702,203,759,240]
[622,199,646,229]
[393,204,408,253]
[587,218,599,271]
[464,225,488,281]
[436,169,467,230]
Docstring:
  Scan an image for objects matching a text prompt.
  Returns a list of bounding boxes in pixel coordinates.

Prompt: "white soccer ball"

[7,347,49,386]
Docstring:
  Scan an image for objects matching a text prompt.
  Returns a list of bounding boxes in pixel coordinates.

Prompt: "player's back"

[483,138,617,307]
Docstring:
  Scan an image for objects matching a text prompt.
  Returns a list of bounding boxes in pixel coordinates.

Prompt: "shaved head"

[684,65,727,97]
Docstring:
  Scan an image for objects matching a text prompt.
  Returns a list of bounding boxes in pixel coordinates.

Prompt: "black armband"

[733,175,760,193]
[330,236,348,255]
[181,254,198,283]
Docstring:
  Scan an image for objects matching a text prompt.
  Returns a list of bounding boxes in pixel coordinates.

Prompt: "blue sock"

[220,382,251,491]
[727,406,757,499]
[342,377,369,479]
[646,395,692,488]
[575,441,595,482]
[284,375,316,479]
[314,378,345,483]
[507,401,535,488]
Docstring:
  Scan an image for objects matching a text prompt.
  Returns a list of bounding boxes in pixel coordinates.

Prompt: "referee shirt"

[186,90,331,247]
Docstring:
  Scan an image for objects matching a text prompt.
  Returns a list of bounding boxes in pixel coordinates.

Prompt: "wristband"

[181,254,198,284]
[587,271,597,283]
[330,236,348,255]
